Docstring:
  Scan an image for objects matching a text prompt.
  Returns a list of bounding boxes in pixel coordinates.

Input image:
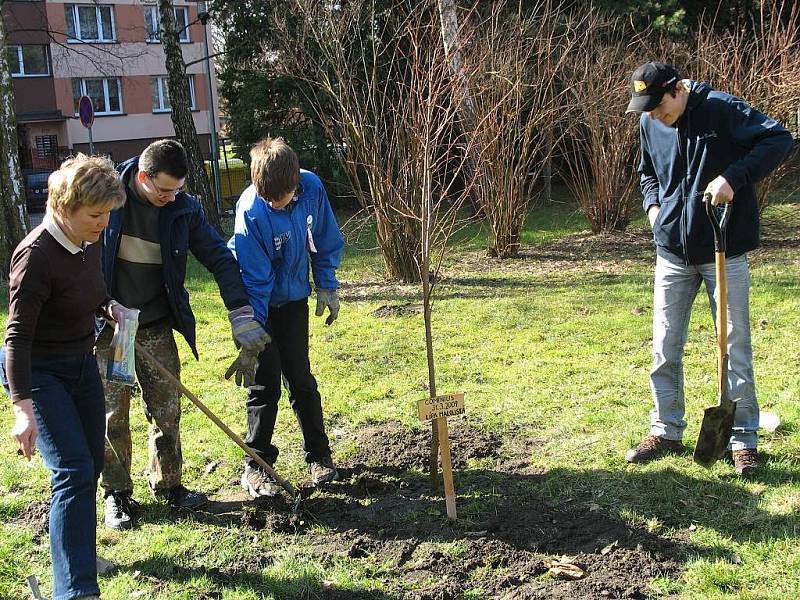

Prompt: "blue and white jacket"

[228,170,344,326]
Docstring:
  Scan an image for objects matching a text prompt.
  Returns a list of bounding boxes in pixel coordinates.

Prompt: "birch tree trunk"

[437,0,482,220]
[437,0,474,118]
[0,10,29,278]
[158,0,221,231]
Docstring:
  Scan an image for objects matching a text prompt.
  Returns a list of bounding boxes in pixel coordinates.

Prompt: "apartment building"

[4,0,219,208]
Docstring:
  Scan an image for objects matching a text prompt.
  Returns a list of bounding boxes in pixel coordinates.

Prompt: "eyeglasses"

[147,173,184,197]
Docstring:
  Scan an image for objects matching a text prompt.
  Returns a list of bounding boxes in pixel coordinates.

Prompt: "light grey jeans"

[649,253,758,450]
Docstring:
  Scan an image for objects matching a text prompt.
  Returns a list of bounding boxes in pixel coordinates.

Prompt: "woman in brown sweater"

[4,154,126,600]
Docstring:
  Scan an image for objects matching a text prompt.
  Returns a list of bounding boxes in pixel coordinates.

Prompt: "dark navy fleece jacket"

[638,80,793,265]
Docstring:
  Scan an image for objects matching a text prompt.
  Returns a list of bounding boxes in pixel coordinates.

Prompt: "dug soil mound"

[346,420,503,471]
[205,420,689,599]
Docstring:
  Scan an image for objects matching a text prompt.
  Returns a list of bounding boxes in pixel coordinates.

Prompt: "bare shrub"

[690,0,800,212]
[270,1,484,283]
[464,0,579,256]
[559,14,643,233]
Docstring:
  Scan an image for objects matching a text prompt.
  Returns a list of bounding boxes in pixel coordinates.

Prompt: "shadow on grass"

[116,553,389,599]
[338,271,650,305]
[300,461,799,553]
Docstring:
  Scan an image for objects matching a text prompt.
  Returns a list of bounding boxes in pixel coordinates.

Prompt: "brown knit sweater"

[5,223,110,402]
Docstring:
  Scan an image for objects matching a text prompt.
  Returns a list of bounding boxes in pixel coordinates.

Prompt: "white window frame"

[73,78,123,115]
[152,75,196,113]
[8,45,50,78]
[145,6,191,43]
[65,4,116,43]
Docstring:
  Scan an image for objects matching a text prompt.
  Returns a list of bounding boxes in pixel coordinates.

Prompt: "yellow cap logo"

[633,80,647,93]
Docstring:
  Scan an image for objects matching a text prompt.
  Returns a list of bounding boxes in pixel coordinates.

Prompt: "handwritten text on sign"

[418,392,465,421]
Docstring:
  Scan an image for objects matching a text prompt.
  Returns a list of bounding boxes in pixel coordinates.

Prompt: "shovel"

[134,341,308,513]
[693,193,735,467]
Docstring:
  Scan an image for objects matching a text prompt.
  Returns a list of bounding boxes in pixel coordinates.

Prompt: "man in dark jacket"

[624,62,793,476]
[97,140,269,529]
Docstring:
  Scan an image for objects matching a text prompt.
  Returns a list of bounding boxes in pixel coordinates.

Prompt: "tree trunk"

[0,11,29,278]
[437,0,474,118]
[437,0,484,219]
[158,0,221,232]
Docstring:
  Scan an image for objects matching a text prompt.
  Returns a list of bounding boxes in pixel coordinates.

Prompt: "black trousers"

[244,298,331,466]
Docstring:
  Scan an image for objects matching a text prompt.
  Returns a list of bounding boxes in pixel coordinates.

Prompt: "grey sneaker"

[104,491,139,530]
[625,435,684,464]
[241,463,281,498]
[310,456,339,485]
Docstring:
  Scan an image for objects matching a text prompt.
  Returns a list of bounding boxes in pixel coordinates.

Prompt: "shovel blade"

[693,396,736,467]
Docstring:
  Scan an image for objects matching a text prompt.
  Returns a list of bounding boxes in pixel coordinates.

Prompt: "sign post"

[78,95,95,155]
[418,392,465,520]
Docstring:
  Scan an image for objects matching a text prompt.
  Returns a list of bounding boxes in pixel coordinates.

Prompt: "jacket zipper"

[678,119,690,265]
[288,203,302,300]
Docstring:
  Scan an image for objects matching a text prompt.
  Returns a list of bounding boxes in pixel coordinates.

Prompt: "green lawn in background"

[1,194,798,599]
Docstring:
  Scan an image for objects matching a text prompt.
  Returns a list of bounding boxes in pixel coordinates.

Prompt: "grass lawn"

[1,193,798,599]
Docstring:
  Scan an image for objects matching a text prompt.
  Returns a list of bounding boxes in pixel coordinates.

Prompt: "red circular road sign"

[78,95,95,129]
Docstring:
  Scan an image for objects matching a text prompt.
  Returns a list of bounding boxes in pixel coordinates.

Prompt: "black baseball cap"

[626,62,680,113]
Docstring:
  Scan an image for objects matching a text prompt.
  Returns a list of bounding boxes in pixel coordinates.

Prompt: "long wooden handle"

[134,341,298,499]
[715,251,728,388]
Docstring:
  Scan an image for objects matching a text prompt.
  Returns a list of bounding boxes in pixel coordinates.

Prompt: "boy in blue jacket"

[228,137,344,495]
[624,62,793,475]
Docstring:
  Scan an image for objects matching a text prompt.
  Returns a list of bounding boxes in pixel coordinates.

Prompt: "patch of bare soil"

[346,419,502,471]
[457,229,654,279]
[209,421,688,599]
[373,303,425,318]
[9,500,49,538]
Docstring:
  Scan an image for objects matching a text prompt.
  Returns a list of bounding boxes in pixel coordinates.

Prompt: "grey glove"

[224,348,259,388]
[228,305,271,354]
[315,288,339,325]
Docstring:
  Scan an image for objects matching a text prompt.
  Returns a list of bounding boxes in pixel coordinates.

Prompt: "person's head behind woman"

[47,153,126,245]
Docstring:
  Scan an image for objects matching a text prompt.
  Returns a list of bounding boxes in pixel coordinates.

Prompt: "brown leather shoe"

[625,435,684,464]
[732,448,760,477]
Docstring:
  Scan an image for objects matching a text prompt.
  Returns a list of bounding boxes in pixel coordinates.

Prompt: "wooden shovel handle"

[134,341,298,499]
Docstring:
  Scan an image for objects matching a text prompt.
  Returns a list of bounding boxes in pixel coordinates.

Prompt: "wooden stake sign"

[418,392,464,520]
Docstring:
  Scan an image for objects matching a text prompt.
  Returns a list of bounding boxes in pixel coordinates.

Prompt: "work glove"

[315,288,339,325]
[228,305,271,354]
[224,348,259,388]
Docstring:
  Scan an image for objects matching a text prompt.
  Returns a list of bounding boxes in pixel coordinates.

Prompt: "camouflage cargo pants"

[96,321,183,495]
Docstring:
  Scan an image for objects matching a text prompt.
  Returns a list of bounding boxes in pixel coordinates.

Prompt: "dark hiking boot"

[162,485,208,510]
[310,456,339,485]
[104,491,139,530]
[732,448,760,477]
[241,463,281,498]
[625,435,684,464]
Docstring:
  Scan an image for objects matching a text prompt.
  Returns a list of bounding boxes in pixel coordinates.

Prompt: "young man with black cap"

[624,62,793,475]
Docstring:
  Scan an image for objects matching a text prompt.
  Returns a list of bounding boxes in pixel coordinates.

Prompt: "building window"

[7,45,49,77]
[72,78,123,115]
[65,4,116,42]
[145,6,190,43]
[36,135,59,159]
[151,75,196,112]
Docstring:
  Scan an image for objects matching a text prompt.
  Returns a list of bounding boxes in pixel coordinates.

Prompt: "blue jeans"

[30,353,106,600]
[650,253,758,450]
